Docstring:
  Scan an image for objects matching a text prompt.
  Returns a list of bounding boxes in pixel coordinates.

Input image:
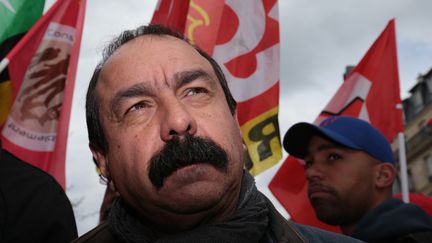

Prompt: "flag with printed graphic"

[152,0,282,176]
[269,19,402,231]
[0,0,86,188]
[1,0,45,127]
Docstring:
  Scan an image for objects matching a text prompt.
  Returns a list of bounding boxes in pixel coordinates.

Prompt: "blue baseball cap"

[283,116,394,163]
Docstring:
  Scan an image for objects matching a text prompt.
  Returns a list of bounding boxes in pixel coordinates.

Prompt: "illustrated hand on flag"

[0,0,86,188]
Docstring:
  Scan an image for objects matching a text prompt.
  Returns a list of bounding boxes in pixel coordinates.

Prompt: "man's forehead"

[108,34,197,61]
[99,34,212,80]
[95,33,221,102]
[308,135,346,151]
[307,135,366,156]
[98,34,213,83]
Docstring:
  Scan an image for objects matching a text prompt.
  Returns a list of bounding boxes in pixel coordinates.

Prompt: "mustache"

[308,182,337,197]
[148,135,228,190]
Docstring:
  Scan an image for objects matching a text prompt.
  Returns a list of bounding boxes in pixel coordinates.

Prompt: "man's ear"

[375,163,396,189]
[90,144,110,180]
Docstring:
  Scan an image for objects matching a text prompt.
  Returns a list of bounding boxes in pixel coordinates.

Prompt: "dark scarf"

[109,171,270,243]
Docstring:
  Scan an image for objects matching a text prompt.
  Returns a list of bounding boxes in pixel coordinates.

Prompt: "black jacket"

[352,198,432,243]
[0,148,78,243]
[72,196,362,243]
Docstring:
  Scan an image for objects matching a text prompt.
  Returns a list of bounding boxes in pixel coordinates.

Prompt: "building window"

[422,81,432,104]
[411,88,424,115]
[392,176,401,194]
[393,170,415,193]
[425,155,432,181]
[408,169,415,192]
[425,77,432,104]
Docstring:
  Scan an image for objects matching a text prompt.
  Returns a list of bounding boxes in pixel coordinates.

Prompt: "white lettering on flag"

[45,22,76,43]
[3,117,56,151]
[212,0,279,102]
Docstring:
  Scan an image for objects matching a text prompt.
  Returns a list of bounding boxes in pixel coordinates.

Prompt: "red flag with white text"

[152,0,282,176]
[1,0,86,188]
[269,19,403,231]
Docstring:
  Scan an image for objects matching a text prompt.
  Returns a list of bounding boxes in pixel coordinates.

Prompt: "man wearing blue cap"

[284,116,432,243]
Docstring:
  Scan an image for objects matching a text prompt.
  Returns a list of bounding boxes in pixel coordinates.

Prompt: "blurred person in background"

[284,116,432,243]
[0,140,77,242]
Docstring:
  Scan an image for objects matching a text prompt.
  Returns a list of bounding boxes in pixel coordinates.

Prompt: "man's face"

[93,36,244,217]
[304,136,379,226]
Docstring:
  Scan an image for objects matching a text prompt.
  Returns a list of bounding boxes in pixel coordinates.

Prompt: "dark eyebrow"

[173,69,215,90]
[108,69,215,116]
[110,82,154,115]
[316,144,342,151]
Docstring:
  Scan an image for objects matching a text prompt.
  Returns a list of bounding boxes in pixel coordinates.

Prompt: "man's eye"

[328,153,341,161]
[186,87,208,96]
[126,101,149,114]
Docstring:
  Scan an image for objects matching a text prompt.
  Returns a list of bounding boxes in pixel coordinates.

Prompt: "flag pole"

[398,132,409,203]
[0,58,10,73]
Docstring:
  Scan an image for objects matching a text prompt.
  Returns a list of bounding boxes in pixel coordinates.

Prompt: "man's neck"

[341,194,392,236]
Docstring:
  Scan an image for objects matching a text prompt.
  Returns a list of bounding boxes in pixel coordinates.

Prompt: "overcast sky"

[41,0,432,235]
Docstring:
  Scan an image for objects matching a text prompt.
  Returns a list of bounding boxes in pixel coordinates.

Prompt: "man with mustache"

[283,116,432,243]
[72,25,362,243]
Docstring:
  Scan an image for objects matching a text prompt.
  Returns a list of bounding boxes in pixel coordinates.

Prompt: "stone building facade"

[393,67,432,196]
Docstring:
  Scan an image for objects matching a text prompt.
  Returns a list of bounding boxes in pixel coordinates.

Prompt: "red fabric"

[269,19,403,232]
[237,82,279,125]
[427,118,432,127]
[394,193,432,217]
[151,0,190,33]
[1,0,86,188]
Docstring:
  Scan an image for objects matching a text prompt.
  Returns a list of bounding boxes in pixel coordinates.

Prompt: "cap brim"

[283,122,361,159]
[283,123,322,159]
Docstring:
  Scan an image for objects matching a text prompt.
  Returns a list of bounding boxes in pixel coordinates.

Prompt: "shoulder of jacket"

[263,196,364,243]
[263,196,307,243]
[72,222,116,243]
[396,230,432,243]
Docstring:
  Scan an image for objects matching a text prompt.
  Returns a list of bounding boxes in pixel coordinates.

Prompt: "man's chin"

[156,182,225,215]
[155,167,229,213]
[312,203,345,226]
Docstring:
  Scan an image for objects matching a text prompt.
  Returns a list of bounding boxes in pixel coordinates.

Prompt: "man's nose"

[305,161,325,182]
[160,99,197,142]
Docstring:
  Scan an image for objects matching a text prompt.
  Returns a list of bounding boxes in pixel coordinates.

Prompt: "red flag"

[427,118,432,127]
[1,0,86,188]
[394,193,432,217]
[269,19,403,231]
[151,0,190,33]
[152,0,282,176]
